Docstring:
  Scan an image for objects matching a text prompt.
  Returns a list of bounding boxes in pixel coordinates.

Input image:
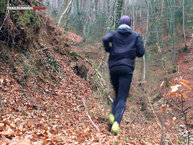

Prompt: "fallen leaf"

[9,138,32,145]
[181,93,188,99]
[180,83,192,90]
[0,128,15,136]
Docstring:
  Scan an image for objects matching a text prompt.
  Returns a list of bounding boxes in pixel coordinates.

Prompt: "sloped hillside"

[0,2,95,144]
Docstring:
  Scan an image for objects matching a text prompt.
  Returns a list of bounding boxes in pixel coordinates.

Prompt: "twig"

[82,97,102,143]
[82,97,100,132]
[107,95,113,102]
[125,108,140,127]
[36,47,48,52]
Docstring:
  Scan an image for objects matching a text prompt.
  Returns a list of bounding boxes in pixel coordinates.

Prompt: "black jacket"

[102,25,145,71]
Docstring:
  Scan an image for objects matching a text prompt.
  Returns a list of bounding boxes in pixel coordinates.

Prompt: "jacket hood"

[117,24,132,34]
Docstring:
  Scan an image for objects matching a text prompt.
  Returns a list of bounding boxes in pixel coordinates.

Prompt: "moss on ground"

[17,11,41,29]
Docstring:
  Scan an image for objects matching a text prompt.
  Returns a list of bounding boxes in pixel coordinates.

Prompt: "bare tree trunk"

[140,0,149,113]
[107,0,110,16]
[132,0,135,30]
[161,0,164,16]
[64,1,72,31]
[57,0,72,27]
[94,0,99,16]
[114,0,124,29]
[76,0,80,15]
[171,0,176,64]
[140,4,143,33]
[143,0,149,82]
[182,0,187,51]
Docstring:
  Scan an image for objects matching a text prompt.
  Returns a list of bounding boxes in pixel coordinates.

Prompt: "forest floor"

[0,34,192,145]
[0,11,192,145]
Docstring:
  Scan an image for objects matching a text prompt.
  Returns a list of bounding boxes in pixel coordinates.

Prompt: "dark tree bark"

[114,0,124,29]
[76,0,80,15]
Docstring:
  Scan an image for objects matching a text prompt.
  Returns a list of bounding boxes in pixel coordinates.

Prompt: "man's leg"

[114,74,132,124]
[110,71,119,115]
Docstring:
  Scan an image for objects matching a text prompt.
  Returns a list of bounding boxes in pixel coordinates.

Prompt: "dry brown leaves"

[0,47,182,144]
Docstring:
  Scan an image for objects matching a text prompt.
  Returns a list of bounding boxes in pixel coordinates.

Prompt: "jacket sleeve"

[136,34,145,57]
[102,31,114,52]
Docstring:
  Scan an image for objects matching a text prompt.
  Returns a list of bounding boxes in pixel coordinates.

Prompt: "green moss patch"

[0,0,6,17]
[16,11,41,29]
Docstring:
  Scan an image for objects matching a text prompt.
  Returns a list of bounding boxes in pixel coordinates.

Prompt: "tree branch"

[82,97,100,132]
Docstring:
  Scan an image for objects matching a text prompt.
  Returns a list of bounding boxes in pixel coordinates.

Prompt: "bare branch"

[82,97,100,132]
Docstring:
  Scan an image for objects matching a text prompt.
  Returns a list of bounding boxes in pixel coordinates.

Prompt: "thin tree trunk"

[140,4,143,33]
[110,0,117,29]
[76,0,80,15]
[143,0,149,81]
[114,0,124,29]
[161,0,164,16]
[95,0,98,16]
[57,0,72,26]
[172,0,176,64]
[168,0,176,64]
[132,0,135,30]
[64,2,72,31]
[107,0,110,16]
[140,0,149,112]
[182,0,187,51]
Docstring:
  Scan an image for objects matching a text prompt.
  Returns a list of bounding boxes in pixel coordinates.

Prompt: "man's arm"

[136,35,145,57]
[102,31,114,52]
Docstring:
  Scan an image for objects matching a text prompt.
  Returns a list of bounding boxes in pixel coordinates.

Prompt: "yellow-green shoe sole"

[111,121,120,134]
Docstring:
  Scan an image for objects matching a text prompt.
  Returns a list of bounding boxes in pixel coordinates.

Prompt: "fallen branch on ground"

[82,97,100,132]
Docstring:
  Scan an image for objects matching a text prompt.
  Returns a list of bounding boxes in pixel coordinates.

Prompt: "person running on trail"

[102,15,145,134]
